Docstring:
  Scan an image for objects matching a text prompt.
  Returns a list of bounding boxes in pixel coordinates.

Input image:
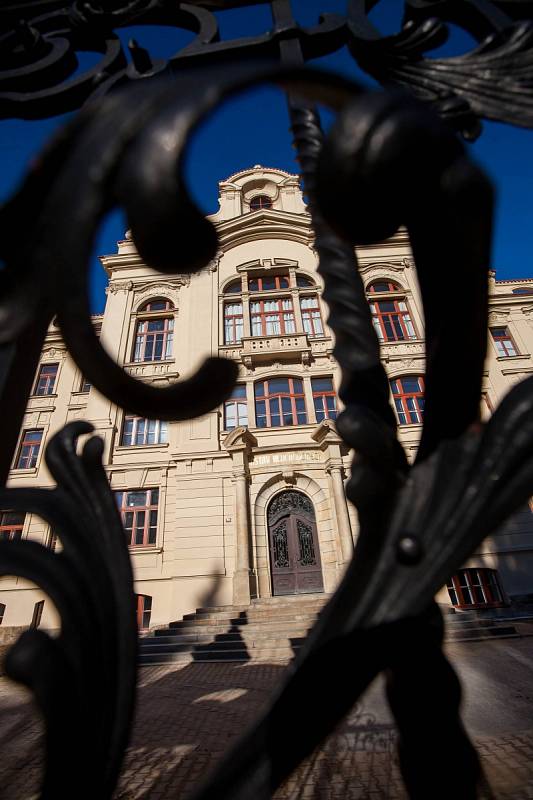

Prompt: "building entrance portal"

[267,490,324,595]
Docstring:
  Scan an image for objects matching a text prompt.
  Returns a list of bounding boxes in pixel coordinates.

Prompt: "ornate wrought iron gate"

[1,1,533,798]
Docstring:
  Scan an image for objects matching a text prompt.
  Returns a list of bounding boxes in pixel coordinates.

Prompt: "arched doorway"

[267,490,324,596]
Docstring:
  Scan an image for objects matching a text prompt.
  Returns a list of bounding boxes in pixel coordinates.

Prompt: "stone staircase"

[444,610,519,642]
[138,597,521,666]
[139,593,327,666]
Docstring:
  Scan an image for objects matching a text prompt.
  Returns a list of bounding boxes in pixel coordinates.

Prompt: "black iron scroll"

[0,2,533,799]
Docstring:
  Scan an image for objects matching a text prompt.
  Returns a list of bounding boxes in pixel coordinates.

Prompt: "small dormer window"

[249,195,272,211]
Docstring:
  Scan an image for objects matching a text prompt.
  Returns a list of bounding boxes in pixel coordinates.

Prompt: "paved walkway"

[1,639,533,799]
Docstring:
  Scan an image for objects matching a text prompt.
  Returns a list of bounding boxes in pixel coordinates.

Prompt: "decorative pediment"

[223,427,257,452]
[237,257,299,273]
[311,418,342,446]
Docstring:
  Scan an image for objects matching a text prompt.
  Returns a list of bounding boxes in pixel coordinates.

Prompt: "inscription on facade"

[254,451,322,466]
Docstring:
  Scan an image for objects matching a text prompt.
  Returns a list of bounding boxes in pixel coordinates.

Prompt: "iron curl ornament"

[0,1,533,798]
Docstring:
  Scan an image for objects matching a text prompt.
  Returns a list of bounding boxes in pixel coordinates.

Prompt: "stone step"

[168,613,319,630]
[181,608,322,622]
[446,624,518,641]
[141,635,306,655]
[150,626,314,645]
[139,645,300,665]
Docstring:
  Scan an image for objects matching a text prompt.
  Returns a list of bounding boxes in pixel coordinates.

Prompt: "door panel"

[268,492,324,595]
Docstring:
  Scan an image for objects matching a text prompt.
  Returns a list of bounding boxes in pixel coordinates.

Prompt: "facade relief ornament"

[107,280,134,295]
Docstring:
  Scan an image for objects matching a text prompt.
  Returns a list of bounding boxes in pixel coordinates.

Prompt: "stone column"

[312,419,354,567]
[223,427,257,607]
[327,463,354,564]
[232,467,251,605]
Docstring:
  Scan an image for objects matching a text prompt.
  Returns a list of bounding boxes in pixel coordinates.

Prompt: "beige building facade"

[2,165,533,630]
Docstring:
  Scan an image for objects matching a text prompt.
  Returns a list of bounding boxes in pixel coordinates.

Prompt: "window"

[133,299,174,362]
[490,327,518,357]
[366,280,416,343]
[249,195,272,211]
[224,385,248,430]
[255,378,307,427]
[121,416,168,446]
[224,302,244,344]
[136,595,152,630]
[300,296,324,337]
[79,377,92,393]
[34,363,58,396]
[251,298,295,336]
[512,287,533,295]
[31,600,44,629]
[224,279,242,294]
[0,603,5,625]
[312,378,337,422]
[15,429,43,469]
[296,275,315,288]
[248,274,289,292]
[390,376,425,425]
[0,511,24,542]
[447,568,504,608]
[116,489,159,547]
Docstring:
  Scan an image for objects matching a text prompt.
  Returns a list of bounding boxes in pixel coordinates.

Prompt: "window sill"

[115,443,169,452]
[125,359,176,367]
[30,393,58,400]
[496,353,530,362]
[129,545,162,554]
[10,467,39,476]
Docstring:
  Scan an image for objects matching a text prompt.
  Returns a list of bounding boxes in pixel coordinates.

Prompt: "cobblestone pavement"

[1,639,533,799]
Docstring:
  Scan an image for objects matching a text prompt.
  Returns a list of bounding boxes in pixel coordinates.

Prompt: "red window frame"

[133,299,174,362]
[115,489,159,547]
[0,511,24,542]
[390,376,425,425]
[248,274,289,292]
[224,385,248,430]
[447,568,504,609]
[136,594,152,630]
[0,603,5,625]
[15,429,43,469]
[249,195,273,211]
[490,327,518,358]
[367,280,401,293]
[250,297,295,336]
[223,302,244,344]
[255,378,307,427]
[34,363,58,396]
[312,378,337,422]
[300,295,324,337]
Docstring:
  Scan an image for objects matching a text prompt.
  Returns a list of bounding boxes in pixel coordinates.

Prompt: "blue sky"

[1,1,532,312]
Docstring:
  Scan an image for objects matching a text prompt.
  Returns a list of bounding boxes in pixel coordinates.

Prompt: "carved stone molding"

[107,280,133,295]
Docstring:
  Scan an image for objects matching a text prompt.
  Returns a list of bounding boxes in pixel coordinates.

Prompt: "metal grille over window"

[390,376,425,425]
[297,519,316,565]
[115,489,159,547]
[255,378,307,427]
[272,521,290,568]
[121,417,168,446]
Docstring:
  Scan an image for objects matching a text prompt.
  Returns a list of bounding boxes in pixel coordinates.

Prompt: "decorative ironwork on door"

[268,491,324,595]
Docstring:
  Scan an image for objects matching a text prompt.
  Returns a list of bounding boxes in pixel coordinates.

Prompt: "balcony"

[238,333,312,366]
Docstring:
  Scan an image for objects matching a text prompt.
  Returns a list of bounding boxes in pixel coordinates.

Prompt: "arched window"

[366,280,416,343]
[133,298,174,362]
[296,275,315,288]
[223,279,242,294]
[447,568,504,608]
[255,378,307,427]
[390,376,424,425]
[249,195,272,211]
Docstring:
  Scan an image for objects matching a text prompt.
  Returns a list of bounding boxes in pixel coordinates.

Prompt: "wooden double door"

[268,490,324,596]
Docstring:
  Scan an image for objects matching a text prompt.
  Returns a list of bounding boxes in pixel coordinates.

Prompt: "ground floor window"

[136,595,152,630]
[31,600,44,628]
[447,568,504,608]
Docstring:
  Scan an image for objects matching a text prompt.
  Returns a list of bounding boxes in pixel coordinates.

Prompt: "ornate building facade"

[2,165,533,630]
